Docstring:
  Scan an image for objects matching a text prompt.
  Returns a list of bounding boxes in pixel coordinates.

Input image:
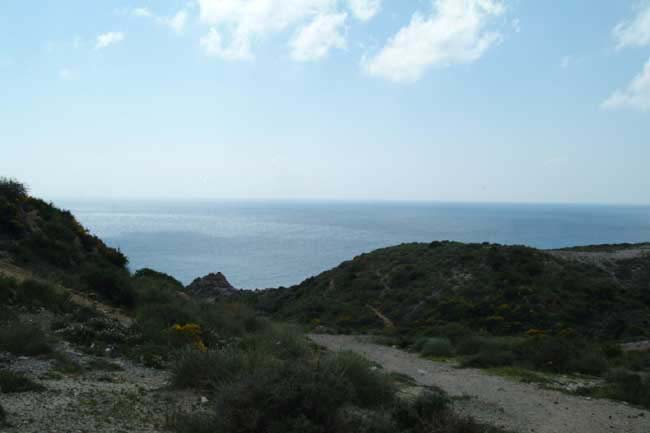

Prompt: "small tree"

[0,178,28,201]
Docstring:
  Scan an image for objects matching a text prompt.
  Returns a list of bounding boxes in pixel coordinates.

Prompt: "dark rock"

[186,272,237,300]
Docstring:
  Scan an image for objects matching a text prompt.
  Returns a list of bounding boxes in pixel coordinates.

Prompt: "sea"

[57,200,650,290]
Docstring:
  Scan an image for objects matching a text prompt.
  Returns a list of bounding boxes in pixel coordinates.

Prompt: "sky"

[1,0,650,204]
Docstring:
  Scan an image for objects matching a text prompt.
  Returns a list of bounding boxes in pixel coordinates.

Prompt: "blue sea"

[57,200,650,289]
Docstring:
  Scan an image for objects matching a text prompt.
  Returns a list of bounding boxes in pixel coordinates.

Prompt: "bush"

[419,338,453,357]
[567,350,608,376]
[515,336,607,375]
[0,178,28,202]
[0,370,45,393]
[605,370,650,408]
[461,349,516,368]
[171,412,219,433]
[211,362,355,433]
[322,352,395,408]
[50,352,83,374]
[0,401,5,425]
[82,268,135,307]
[171,346,278,390]
[0,277,70,312]
[456,336,516,356]
[16,279,70,311]
[0,322,52,356]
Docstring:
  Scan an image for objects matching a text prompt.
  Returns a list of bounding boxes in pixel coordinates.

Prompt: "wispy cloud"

[602,57,650,112]
[612,3,650,49]
[134,7,189,35]
[133,7,152,18]
[347,0,381,21]
[95,32,125,49]
[290,13,347,61]
[166,10,189,34]
[198,0,340,60]
[363,0,505,83]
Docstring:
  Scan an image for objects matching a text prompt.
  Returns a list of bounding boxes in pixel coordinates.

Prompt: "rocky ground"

[310,334,650,433]
[0,310,201,433]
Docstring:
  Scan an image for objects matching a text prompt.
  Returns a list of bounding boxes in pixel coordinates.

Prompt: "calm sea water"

[57,200,650,289]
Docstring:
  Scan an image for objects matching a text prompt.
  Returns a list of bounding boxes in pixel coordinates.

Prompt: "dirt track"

[310,334,650,433]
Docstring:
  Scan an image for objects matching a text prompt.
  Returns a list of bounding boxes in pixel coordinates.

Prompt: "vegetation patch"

[0,321,52,356]
[576,370,650,410]
[50,352,84,374]
[0,370,45,393]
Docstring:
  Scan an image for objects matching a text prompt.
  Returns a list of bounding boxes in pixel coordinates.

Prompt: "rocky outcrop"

[186,272,237,300]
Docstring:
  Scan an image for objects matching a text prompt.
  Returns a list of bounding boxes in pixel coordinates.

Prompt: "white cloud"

[197,0,339,60]
[95,32,125,49]
[613,3,650,49]
[347,0,381,21]
[133,7,152,17]
[165,10,189,34]
[364,0,505,82]
[134,7,189,35]
[290,13,347,61]
[200,27,253,60]
[602,58,650,111]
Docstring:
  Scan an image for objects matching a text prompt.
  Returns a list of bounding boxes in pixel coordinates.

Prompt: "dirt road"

[310,334,650,433]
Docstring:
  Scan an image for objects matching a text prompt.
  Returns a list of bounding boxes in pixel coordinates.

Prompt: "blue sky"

[1,0,649,204]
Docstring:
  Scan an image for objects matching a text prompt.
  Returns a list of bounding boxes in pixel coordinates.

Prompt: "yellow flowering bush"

[171,323,207,352]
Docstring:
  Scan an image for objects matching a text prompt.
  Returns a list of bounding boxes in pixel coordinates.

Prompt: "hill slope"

[0,178,127,278]
[249,241,650,339]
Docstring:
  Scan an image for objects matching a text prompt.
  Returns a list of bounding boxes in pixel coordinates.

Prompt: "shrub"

[392,390,450,430]
[171,412,219,433]
[171,346,278,390]
[461,349,516,368]
[50,352,83,374]
[15,279,70,311]
[515,336,607,375]
[0,322,52,356]
[427,323,472,343]
[0,401,5,425]
[0,178,28,202]
[605,370,650,408]
[456,335,520,356]
[132,268,183,304]
[237,325,310,361]
[82,268,135,307]
[0,277,69,312]
[0,370,45,393]
[567,350,608,376]
[322,351,395,408]
[211,362,354,433]
[171,324,207,353]
[419,338,453,357]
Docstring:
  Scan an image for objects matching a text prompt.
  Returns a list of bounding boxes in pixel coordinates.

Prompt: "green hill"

[0,178,132,304]
[249,241,650,339]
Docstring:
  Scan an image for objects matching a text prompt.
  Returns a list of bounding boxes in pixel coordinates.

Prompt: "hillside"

[0,178,135,306]
[0,178,127,277]
[249,241,650,339]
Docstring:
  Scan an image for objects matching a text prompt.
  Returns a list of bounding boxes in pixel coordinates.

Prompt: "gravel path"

[310,334,650,433]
